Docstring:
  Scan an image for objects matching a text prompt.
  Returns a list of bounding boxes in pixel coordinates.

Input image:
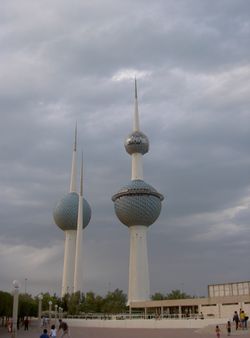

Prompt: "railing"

[65,313,210,320]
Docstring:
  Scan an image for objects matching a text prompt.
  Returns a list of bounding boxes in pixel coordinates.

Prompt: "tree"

[166,289,192,300]
[102,289,127,313]
[151,292,166,300]
[0,291,12,318]
[68,291,81,315]
[19,293,37,318]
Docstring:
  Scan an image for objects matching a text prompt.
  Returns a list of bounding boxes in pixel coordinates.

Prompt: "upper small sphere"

[53,192,91,231]
[112,180,164,227]
[124,131,149,155]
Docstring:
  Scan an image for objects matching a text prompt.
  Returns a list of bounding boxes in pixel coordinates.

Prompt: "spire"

[133,78,140,132]
[80,152,83,197]
[69,123,77,193]
[74,121,77,152]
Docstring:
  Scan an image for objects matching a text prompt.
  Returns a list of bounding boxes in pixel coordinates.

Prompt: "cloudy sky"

[0,0,250,298]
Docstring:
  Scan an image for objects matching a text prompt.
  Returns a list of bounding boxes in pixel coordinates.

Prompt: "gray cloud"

[0,0,250,297]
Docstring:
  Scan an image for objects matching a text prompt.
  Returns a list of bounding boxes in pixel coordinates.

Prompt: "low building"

[130,281,250,319]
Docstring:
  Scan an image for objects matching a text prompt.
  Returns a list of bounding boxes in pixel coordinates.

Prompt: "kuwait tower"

[112,80,164,304]
[53,126,91,296]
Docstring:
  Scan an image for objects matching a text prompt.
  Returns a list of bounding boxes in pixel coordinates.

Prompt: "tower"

[53,126,91,296]
[112,80,164,304]
[74,152,84,292]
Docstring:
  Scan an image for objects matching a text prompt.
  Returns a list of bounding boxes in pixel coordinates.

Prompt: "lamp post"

[24,278,27,294]
[38,294,43,327]
[48,301,52,323]
[12,280,20,338]
[54,305,58,325]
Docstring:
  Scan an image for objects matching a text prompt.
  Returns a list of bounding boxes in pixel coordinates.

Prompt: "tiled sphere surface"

[53,192,91,231]
[112,180,163,227]
[124,131,149,155]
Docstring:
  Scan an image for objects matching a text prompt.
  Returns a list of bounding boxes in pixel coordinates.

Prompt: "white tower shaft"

[62,124,78,297]
[128,226,150,304]
[131,153,143,180]
[74,154,84,293]
[69,123,77,193]
[62,230,76,295]
[131,79,143,180]
[128,80,150,303]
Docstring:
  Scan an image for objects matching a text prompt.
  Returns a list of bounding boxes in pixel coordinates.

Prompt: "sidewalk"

[0,321,249,338]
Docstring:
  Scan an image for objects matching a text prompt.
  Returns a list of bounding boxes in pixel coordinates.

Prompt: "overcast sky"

[0,0,250,298]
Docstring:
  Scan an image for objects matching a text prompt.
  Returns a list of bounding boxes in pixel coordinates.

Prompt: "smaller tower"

[74,153,84,293]
[53,127,91,296]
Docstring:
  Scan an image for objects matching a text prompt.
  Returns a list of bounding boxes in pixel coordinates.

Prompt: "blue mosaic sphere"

[112,180,164,227]
[53,192,91,231]
[125,131,149,155]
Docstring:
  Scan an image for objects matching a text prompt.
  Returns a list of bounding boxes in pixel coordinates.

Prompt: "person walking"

[59,321,70,338]
[226,321,231,336]
[233,311,239,330]
[215,325,221,338]
[244,312,248,329]
[40,329,50,338]
[24,317,29,330]
[240,310,245,329]
[50,324,57,338]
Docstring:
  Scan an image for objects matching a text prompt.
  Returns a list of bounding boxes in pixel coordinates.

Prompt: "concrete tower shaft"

[112,80,164,305]
[74,153,84,293]
[53,126,91,296]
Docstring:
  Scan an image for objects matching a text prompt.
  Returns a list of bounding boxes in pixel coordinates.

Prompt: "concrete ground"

[0,321,248,338]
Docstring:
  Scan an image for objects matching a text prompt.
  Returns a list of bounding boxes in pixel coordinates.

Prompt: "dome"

[53,192,91,231]
[112,180,164,227]
[124,131,149,155]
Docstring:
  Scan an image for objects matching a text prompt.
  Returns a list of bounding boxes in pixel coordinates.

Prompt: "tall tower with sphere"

[112,80,164,304]
[53,126,91,296]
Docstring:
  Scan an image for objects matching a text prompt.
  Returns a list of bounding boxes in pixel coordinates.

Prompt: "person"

[40,328,50,338]
[24,317,29,330]
[240,309,245,329]
[58,319,63,330]
[226,321,231,336]
[59,321,70,338]
[215,325,221,338]
[244,312,248,329]
[233,311,239,330]
[50,324,57,338]
[7,319,12,333]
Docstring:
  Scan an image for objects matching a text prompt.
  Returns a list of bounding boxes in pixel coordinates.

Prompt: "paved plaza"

[0,321,249,338]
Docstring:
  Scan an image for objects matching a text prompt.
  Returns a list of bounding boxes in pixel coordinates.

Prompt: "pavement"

[0,321,249,338]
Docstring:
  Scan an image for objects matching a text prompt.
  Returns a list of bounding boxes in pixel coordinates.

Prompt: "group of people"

[233,309,248,330]
[40,319,70,338]
[215,309,249,338]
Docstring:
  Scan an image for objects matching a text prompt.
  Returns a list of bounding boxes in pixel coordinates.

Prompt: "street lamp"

[48,301,52,323]
[12,280,20,338]
[54,305,58,324]
[38,294,43,327]
[24,278,27,294]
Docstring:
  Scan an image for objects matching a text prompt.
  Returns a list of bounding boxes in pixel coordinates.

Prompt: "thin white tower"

[53,125,91,297]
[112,79,164,305]
[74,153,84,292]
[61,124,78,295]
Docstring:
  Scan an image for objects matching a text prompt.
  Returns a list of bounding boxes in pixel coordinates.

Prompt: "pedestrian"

[40,328,50,338]
[226,321,231,336]
[50,324,57,338]
[215,325,221,338]
[233,311,239,330]
[240,310,245,329]
[244,312,248,329]
[24,317,29,330]
[59,321,70,338]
